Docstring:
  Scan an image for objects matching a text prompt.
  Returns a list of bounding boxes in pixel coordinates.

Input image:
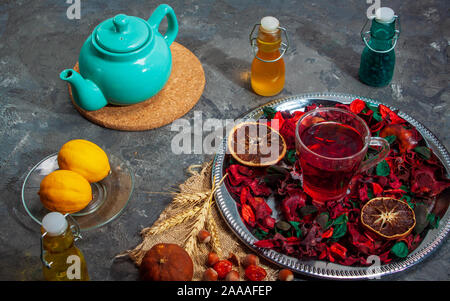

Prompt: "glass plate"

[21,152,134,231]
[212,92,450,279]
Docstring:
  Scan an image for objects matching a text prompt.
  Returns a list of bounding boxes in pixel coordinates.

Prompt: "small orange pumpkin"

[140,243,193,281]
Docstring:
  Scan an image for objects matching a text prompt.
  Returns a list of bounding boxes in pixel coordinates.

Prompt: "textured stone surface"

[0,0,448,280]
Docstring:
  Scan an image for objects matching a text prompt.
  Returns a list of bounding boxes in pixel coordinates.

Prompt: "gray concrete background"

[0,0,448,280]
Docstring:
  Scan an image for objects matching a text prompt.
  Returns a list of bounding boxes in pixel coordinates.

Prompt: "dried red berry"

[213,260,233,279]
[245,265,267,281]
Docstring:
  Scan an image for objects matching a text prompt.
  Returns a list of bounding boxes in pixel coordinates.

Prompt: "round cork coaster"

[68,42,205,131]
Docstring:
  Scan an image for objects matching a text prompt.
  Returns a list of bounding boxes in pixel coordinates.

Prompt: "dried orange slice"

[228,121,287,167]
[361,197,416,240]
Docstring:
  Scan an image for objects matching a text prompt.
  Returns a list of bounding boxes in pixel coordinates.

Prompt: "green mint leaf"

[289,221,302,238]
[376,160,390,177]
[427,213,440,229]
[400,184,410,193]
[372,111,382,122]
[391,241,409,258]
[366,102,379,112]
[253,228,268,240]
[331,222,347,240]
[333,214,349,225]
[400,194,414,209]
[262,107,277,120]
[413,146,431,160]
[384,135,397,144]
[367,187,375,200]
[284,149,297,165]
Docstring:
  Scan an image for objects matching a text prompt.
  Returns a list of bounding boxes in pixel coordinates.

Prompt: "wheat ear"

[172,191,210,206]
[143,206,202,236]
[184,198,210,256]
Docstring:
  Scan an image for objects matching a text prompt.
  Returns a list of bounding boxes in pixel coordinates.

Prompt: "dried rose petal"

[350,99,366,114]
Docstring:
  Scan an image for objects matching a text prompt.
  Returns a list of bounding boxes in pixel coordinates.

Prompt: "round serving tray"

[212,92,450,280]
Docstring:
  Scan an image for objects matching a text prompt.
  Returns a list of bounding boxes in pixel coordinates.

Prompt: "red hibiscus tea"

[295,107,390,205]
[299,122,364,202]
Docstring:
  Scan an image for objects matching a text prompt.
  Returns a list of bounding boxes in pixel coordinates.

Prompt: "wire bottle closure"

[361,15,400,54]
[250,24,290,63]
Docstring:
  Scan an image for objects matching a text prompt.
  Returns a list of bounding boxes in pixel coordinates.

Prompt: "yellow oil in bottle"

[251,17,285,96]
[41,213,89,281]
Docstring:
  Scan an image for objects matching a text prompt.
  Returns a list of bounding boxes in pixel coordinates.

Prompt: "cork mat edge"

[68,42,205,131]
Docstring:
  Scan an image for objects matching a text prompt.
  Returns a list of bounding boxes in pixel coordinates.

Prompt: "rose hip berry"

[213,260,233,279]
[245,265,267,281]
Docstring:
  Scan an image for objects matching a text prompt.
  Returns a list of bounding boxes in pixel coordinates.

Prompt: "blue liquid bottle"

[359,7,400,87]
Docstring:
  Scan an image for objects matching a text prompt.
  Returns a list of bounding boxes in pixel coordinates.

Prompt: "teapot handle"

[148,4,178,46]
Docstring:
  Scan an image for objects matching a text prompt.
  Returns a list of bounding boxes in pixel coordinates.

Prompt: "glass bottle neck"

[42,227,75,253]
[368,19,396,51]
[257,28,281,52]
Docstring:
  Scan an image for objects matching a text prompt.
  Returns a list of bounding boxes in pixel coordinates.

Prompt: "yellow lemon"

[39,170,92,214]
[58,139,110,183]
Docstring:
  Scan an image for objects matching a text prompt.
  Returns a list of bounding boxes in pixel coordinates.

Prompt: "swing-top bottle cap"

[42,212,68,236]
[260,16,279,33]
[375,7,395,23]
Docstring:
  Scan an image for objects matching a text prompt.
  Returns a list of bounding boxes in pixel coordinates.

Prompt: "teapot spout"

[60,69,108,111]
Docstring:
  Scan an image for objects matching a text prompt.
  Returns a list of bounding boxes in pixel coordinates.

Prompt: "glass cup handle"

[359,137,390,173]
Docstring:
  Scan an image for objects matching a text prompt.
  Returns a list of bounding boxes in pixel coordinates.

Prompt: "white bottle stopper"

[375,7,395,23]
[42,212,68,236]
[260,16,279,32]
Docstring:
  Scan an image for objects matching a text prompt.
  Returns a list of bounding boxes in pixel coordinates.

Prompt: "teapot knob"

[113,14,129,33]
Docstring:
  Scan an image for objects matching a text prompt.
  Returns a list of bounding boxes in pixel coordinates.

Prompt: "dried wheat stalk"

[142,205,202,236]
[206,204,222,257]
[184,197,210,256]
[183,174,228,256]
[172,191,210,206]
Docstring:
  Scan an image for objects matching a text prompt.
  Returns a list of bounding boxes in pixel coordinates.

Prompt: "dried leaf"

[376,160,390,177]
[390,241,409,258]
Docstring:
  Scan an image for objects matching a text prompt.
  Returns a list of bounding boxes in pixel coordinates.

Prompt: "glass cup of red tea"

[295,107,390,206]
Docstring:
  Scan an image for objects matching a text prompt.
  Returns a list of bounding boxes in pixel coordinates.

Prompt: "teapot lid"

[94,14,150,53]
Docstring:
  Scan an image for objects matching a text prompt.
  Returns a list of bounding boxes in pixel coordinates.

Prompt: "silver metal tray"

[212,92,450,280]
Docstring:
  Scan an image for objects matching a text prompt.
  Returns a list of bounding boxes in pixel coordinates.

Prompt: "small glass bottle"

[359,7,400,87]
[41,212,89,281]
[250,16,288,96]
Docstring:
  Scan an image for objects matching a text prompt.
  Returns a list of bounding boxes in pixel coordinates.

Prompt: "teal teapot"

[60,4,178,111]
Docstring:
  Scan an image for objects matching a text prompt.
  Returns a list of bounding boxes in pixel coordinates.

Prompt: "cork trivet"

[68,42,205,131]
